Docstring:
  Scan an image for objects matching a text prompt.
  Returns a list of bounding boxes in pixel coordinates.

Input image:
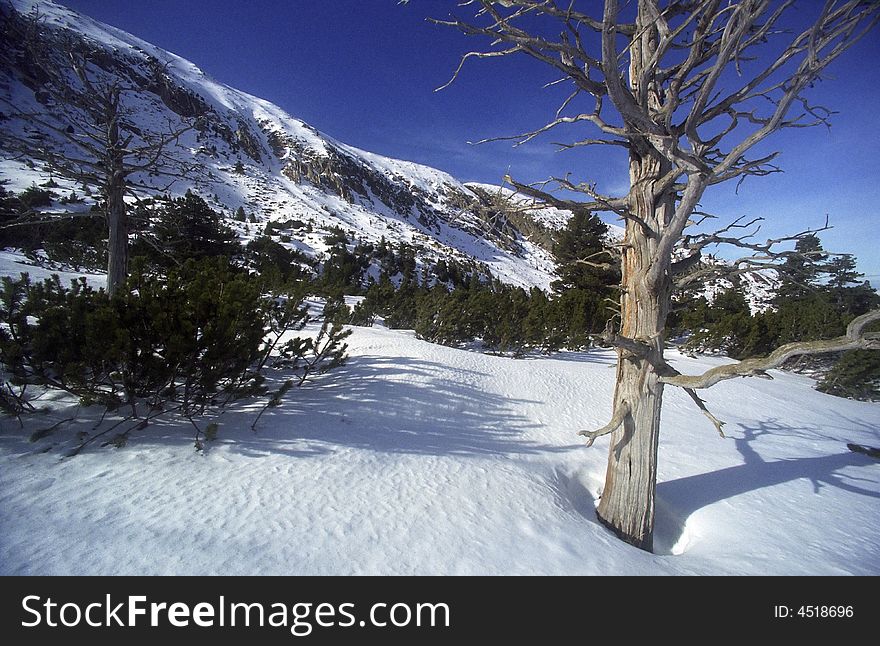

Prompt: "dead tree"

[0,7,197,294]
[434,0,880,551]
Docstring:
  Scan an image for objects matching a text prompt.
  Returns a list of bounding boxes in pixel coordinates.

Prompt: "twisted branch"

[579,400,630,447]
[662,309,880,390]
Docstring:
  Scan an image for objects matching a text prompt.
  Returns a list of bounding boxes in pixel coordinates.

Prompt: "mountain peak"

[1,0,564,289]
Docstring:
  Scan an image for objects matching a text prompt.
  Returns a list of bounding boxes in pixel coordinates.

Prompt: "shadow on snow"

[223,354,570,459]
[654,418,880,554]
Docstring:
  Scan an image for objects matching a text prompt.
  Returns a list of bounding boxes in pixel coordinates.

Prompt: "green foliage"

[250,296,351,431]
[323,226,349,247]
[549,210,619,346]
[817,350,880,401]
[551,210,618,293]
[0,185,24,222]
[1,258,351,446]
[0,260,267,416]
[675,234,880,399]
[0,185,106,270]
[355,253,613,355]
[245,235,312,290]
[548,288,608,351]
[41,214,108,270]
[319,237,369,296]
[204,422,219,441]
[136,192,241,268]
[773,234,827,302]
[304,299,352,379]
[680,290,755,357]
[59,190,85,205]
[18,185,54,209]
[347,236,615,355]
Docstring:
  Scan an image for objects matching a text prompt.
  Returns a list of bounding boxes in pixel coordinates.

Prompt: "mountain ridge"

[1,0,573,289]
[0,0,780,308]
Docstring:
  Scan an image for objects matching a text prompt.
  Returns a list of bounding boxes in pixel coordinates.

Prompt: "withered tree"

[435,0,880,550]
[0,6,197,294]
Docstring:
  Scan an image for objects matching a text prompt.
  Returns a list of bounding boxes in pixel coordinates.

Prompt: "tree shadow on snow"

[225,354,570,459]
[654,418,880,554]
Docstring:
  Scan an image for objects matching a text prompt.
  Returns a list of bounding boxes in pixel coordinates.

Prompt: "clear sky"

[58,0,880,283]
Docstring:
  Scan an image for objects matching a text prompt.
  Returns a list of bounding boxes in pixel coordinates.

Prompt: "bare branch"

[673,216,833,289]
[659,362,727,437]
[579,400,630,447]
[471,110,625,147]
[575,249,616,271]
[595,330,652,359]
[682,386,726,438]
[434,46,521,92]
[662,309,880,390]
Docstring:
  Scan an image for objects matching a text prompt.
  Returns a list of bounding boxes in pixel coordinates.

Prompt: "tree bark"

[595,147,673,551]
[433,0,880,553]
[104,99,128,296]
[105,176,128,296]
[595,8,673,551]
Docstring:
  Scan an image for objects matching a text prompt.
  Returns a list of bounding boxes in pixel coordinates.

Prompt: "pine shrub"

[0,258,351,446]
[817,350,880,401]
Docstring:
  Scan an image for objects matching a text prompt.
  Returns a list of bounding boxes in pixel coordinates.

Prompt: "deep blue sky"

[59,0,880,282]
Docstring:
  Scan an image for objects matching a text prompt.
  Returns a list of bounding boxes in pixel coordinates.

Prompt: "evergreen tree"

[774,234,828,302]
[675,234,879,400]
[826,254,861,291]
[140,192,240,267]
[245,236,312,289]
[817,350,880,401]
[549,210,619,345]
[551,211,616,293]
[824,255,879,316]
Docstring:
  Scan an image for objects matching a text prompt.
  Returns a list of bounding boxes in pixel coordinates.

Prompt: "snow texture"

[1,323,878,575]
[1,1,876,576]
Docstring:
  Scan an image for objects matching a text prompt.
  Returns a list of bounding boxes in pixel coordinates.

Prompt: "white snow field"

[1,323,878,575]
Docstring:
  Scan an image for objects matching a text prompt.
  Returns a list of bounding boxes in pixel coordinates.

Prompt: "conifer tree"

[551,210,616,293]
[143,192,240,267]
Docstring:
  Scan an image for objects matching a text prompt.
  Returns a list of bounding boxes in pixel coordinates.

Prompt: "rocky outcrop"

[465,185,558,253]
[141,57,209,119]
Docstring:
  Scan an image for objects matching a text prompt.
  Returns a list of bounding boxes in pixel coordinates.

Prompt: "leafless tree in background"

[0,7,197,294]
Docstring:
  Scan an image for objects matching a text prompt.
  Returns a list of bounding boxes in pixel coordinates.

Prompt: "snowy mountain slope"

[466,182,626,237]
[0,0,790,301]
[1,323,877,575]
[0,0,559,289]
[694,261,780,314]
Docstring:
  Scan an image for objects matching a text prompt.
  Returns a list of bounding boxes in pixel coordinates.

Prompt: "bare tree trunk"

[104,153,128,296]
[595,147,673,551]
[104,99,128,296]
[595,13,672,550]
[434,0,880,552]
[105,174,127,296]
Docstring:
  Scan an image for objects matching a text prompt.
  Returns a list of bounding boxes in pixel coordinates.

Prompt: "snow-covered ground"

[1,323,878,575]
[0,249,106,289]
